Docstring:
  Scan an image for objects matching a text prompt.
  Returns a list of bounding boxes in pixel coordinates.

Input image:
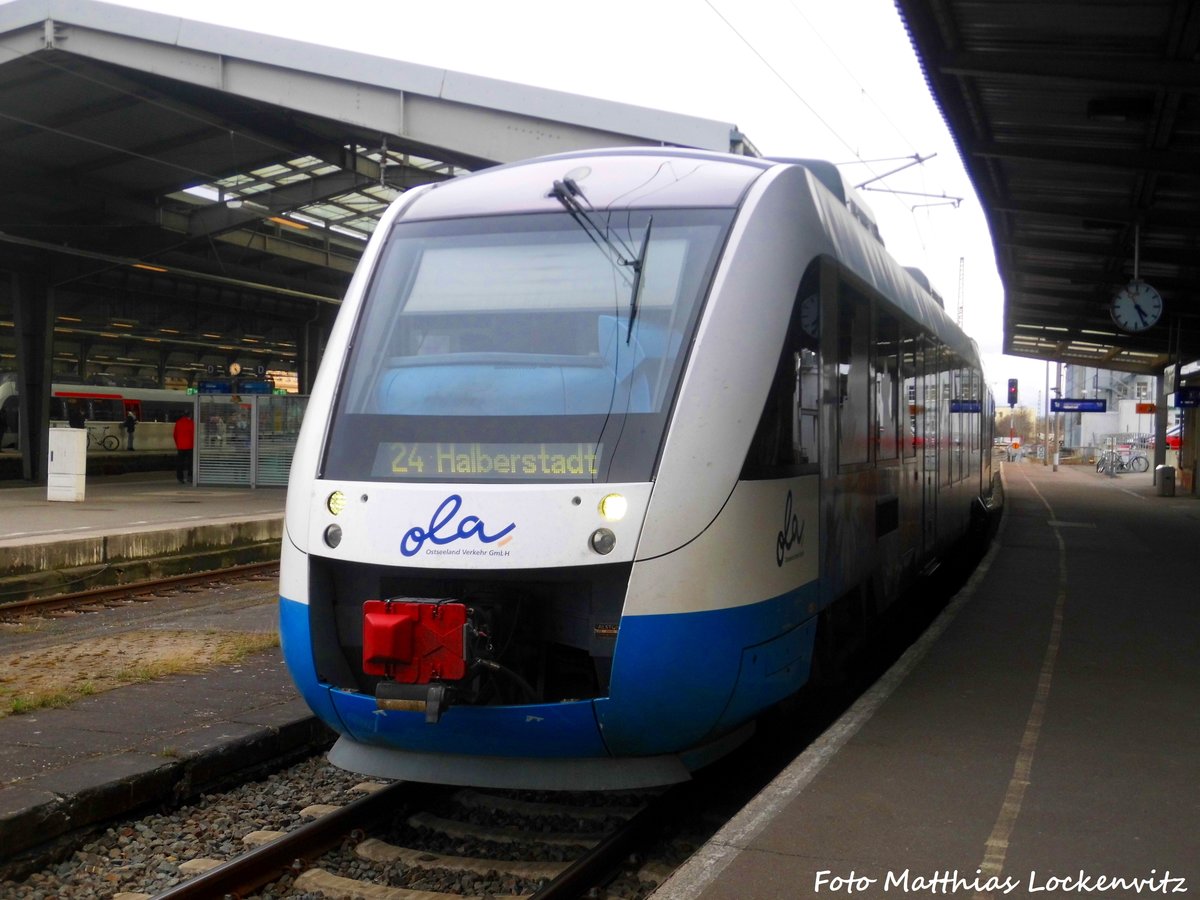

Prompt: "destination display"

[372,441,602,479]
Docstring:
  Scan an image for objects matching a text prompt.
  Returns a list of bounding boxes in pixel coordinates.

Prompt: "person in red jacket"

[173,412,195,484]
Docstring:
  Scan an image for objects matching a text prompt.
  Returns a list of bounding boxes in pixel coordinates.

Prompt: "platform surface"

[0,470,285,547]
[656,461,1199,899]
[0,472,311,868]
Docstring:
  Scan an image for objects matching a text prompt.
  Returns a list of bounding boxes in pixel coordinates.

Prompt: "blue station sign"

[1051,398,1107,413]
[1174,386,1200,408]
[950,399,982,413]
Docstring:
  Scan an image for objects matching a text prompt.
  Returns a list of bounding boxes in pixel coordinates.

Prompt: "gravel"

[0,754,368,899]
[1,760,714,900]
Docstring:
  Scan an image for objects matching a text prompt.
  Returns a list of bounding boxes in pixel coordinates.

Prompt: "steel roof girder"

[975,141,1200,178]
[210,229,358,274]
[38,18,732,168]
[938,51,1200,90]
[185,170,368,236]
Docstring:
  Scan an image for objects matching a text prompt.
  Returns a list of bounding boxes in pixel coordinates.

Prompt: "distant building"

[1061,365,1177,451]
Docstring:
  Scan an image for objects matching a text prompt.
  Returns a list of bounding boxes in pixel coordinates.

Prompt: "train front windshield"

[323,208,733,484]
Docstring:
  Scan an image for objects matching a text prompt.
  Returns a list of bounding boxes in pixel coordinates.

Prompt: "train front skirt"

[280,587,816,789]
[326,722,753,790]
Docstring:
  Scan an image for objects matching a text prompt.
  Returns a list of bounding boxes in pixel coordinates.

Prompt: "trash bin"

[1156,465,1175,497]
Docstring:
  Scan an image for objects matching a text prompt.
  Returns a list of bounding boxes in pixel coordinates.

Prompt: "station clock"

[1110,280,1163,333]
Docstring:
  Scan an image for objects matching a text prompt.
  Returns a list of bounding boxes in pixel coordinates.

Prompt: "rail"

[148,781,442,900]
[0,561,278,617]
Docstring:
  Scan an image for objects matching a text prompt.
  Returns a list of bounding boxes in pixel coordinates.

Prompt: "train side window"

[875,310,900,461]
[919,339,939,469]
[938,351,954,486]
[942,353,966,483]
[956,363,969,481]
[93,399,122,421]
[740,271,820,479]
[796,344,820,469]
[900,329,919,458]
[966,367,981,478]
[837,286,870,467]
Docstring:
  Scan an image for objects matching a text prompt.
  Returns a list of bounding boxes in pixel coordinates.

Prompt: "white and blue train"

[280,148,998,790]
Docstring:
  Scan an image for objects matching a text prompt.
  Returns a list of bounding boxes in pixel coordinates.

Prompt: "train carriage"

[0,377,193,453]
[280,148,997,789]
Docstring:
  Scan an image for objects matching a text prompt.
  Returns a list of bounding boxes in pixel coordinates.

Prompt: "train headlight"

[327,490,346,515]
[590,528,616,555]
[598,493,628,521]
[324,524,343,548]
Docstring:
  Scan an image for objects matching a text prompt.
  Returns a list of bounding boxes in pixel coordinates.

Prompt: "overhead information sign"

[1174,387,1200,408]
[1051,398,1107,413]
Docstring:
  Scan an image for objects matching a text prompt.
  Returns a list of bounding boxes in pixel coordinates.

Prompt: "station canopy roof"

[896,0,1200,375]
[0,0,746,382]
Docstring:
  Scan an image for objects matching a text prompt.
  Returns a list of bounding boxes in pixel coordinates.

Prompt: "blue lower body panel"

[597,584,819,755]
[280,583,819,763]
[333,692,609,758]
[279,596,345,732]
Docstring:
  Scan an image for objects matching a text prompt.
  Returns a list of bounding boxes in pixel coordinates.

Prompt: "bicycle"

[1126,451,1150,472]
[87,429,120,451]
[1096,450,1148,475]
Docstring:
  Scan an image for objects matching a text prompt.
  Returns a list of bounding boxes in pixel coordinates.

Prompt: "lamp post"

[1009,407,1015,461]
[1053,362,1062,471]
[1044,361,1050,466]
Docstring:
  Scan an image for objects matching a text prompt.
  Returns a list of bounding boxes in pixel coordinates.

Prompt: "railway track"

[148,778,686,900]
[0,561,278,619]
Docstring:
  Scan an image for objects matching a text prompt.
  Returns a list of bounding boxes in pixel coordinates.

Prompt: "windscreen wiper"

[549,178,649,344]
[626,217,651,343]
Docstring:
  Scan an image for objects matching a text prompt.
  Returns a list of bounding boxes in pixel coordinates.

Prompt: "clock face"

[1110,281,1162,333]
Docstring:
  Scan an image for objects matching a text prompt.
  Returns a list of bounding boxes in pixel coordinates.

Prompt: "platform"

[0,471,285,603]
[656,461,1199,899]
[0,473,324,874]
[2,463,1196,889]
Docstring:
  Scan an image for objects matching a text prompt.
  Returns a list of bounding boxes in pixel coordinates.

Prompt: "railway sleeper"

[354,836,570,880]
[451,789,644,822]
[407,810,608,847]
[294,867,525,900]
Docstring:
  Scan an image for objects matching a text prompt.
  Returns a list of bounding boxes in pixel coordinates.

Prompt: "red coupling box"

[362,600,468,683]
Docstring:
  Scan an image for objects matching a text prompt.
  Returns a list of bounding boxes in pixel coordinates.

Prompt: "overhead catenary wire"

[702,0,881,181]
[783,0,925,156]
[701,0,959,262]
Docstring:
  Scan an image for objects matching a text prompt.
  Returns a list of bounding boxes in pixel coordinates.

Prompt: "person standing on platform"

[124,409,137,450]
[173,411,195,483]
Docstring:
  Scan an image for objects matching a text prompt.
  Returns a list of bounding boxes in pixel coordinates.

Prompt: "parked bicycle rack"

[1096,434,1150,478]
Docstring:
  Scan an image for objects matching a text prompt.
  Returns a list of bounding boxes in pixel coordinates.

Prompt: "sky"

[94,0,1052,403]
